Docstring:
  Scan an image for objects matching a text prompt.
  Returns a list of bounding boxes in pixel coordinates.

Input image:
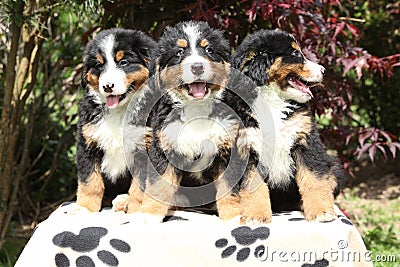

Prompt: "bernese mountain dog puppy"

[137,21,271,223]
[76,28,156,212]
[231,29,346,221]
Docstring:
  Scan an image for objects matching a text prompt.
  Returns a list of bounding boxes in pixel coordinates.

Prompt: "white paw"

[129,212,164,224]
[314,212,337,222]
[65,203,91,215]
[112,194,130,212]
[223,215,242,225]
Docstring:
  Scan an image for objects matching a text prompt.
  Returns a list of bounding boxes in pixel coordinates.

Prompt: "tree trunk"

[0,0,24,250]
[0,0,50,250]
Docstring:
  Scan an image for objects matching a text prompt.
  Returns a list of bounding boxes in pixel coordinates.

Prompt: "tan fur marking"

[267,57,283,78]
[126,173,144,213]
[291,42,300,51]
[240,51,256,71]
[215,176,242,220]
[125,65,149,91]
[160,64,183,91]
[76,163,104,212]
[285,111,312,146]
[157,129,172,152]
[240,167,272,224]
[144,130,153,150]
[82,123,97,147]
[209,61,231,91]
[295,157,335,221]
[97,53,104,65]
[177,38,188,48]
[115,50,124,62]
[200,39,209,47]
[86,70,99,92]
[140,164,180,216]
[326,173,338,192]
[267,57,312,88]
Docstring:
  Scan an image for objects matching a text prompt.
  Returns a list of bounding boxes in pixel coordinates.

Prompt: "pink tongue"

[106,95,120,108]
[287,77,313,98]
[188,82,207,99]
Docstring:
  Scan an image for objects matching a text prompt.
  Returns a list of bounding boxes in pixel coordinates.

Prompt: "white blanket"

[16,202,372,267]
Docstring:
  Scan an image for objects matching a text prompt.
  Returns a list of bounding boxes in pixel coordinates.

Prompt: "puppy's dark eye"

[119,59,129,67]
[205,46,213,54]
[292,50,301,57]
[176,48,184,57]
[95,62,103,69]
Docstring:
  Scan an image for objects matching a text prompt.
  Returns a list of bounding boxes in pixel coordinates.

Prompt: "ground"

[336,157,400,266]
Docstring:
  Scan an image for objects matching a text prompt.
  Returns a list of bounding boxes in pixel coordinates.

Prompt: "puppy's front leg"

[294,154,336,222]
[138,164,181,222]
[239,166,272,224]
[76,162,104,212]
[215,175,242,221]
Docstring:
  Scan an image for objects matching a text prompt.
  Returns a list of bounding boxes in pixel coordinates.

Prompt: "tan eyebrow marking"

[115,50,124,62]
[291,42,300,51]
[96,54,104,64]
[177,39,188,48]
[200,39,209,48]
[240,51,256,71]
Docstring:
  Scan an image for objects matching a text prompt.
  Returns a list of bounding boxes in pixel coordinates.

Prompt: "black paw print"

[215,226,270,262]
[337,215,353,226]
[52,227,131,267]
[302,258,329,267]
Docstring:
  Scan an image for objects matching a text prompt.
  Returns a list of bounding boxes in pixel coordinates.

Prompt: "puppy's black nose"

[103,82,114,93]
[191,63,204,75]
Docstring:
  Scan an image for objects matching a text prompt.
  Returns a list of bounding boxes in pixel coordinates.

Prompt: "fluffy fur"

[138,21,267,222]
[76,28,156,212]
[231,29,346,221]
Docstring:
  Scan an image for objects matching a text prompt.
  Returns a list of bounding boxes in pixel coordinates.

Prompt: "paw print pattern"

[215,226,270,262]
[337,215,353,226]
[53,227,108,252]
[52,227,131,267]
[301,258,329,267]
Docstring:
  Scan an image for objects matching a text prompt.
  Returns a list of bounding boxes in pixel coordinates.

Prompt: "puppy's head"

[154,21,231,102]
[82,28,156,108]
[232,30,325,103]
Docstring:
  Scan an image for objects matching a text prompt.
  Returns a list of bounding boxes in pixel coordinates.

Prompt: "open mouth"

[104,84,135,108]
[186,81,209,99]
[286,75,320,98]
[105,92,128,108]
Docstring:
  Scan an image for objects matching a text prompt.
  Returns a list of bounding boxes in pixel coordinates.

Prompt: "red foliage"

[180,0,400,165]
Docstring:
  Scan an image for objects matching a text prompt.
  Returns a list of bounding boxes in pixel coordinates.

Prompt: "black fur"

[232,30,303,87]
[232,29,346,214]
[76,28,156,209]
[143,21,255,216]
[155,21,230,71]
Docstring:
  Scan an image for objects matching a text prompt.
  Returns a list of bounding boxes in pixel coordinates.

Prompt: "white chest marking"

[162,100,238,169]
[88,104,147,183]
[254,85,303,188]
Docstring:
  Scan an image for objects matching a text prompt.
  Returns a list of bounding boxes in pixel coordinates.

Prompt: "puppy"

[232,29,346,221]
[137,21,270,223]
[76,28,156,212]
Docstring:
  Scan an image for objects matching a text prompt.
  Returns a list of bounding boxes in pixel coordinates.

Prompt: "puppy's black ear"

[246,57,269,87]
[231,50,253,71]
[138,37,156,68]
[138,45,153,67]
